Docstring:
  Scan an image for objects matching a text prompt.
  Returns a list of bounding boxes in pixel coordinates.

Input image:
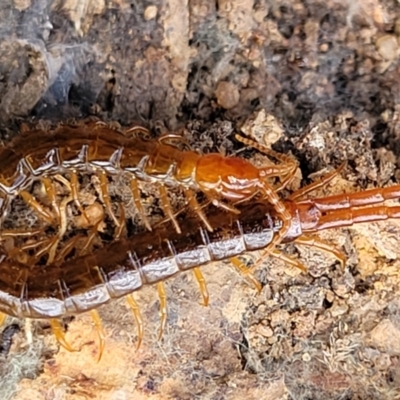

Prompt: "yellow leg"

[42,177,61,224]
[98,170,120,227]
[50,319,75,352]
[193,267,209,306]
[0,228,42,239]
[230,257,262,293]
[208,196,240,214]
[157,282,167,341]
[158,184,181,234]
[0,311,6,328]
[55,235,83,262]
[289,162,346,201]
[90,309,106,362]
[185,189,213,232]
[79,227,99,256]
[126,294,144,351]
[70,170,90,223]
[124,126,150,139]
[294,235,346,269]
[114,203,126,240]
[130,178,152,231]
[247,247,309,277]
[20,190,53,224]
[268,248,308,272]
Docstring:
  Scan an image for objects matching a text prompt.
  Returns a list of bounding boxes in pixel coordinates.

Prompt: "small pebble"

[144,5,158,21]
[215,81,240,109]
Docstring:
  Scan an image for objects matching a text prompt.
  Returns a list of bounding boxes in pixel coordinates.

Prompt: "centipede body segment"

[0,121,297,235]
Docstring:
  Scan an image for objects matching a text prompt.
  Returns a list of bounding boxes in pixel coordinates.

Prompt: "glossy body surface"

[2,180,400,320]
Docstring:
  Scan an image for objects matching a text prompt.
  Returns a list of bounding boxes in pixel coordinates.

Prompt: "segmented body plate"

[0,202,283,319]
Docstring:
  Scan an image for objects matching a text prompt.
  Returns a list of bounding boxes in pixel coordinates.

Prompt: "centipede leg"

[294,235,347,269]
[41,177,61,224]
[90,309,106,362]
[158,184,181,234]
[114,203,127,240]
[124,126,150,139]
[208,196,241,214]
[244,249,308,279]
[193,267,209,306]
[230,257,262,293]
[268,248,308,272]
[130,177,152,231]
[289,162,346,201]
[55,234,84,262]
[157,282,167,341]
[242,183,293,275]
[50,319,75,352]
[262,182,292,250]
[126,294,144,351]
[79,226,100,256]
[158,133,191,151]
[185,189,213,232]
[19,190,53,224]
[0,312,6,328]
[70,170,89,223]
[98,170,120,227]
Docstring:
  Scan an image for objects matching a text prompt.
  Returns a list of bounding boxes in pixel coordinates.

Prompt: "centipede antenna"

[98,170,120,227]
[235,134,298,169]
[158,184,181,234]
[126,294,144,351]
[230,257,262,293]
[50,319,75,352]
[184,189,213,232]
[289,162,346,201]
[130,177,152,231]
[41,177,61,224]
[157,282,167,341]
[193,267,209,306]
[294,235,346,269]
[19,190,54,224]
[90,309,106,362]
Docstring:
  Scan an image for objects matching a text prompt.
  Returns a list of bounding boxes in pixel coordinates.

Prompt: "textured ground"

[2,0,400,399]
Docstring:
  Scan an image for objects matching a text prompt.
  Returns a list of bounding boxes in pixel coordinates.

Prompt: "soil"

[2,0,400,399]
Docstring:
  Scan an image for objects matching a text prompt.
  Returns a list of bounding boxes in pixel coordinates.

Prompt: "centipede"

[1,162,400,360]
[0,120,297,236]
[2,121,400,360]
